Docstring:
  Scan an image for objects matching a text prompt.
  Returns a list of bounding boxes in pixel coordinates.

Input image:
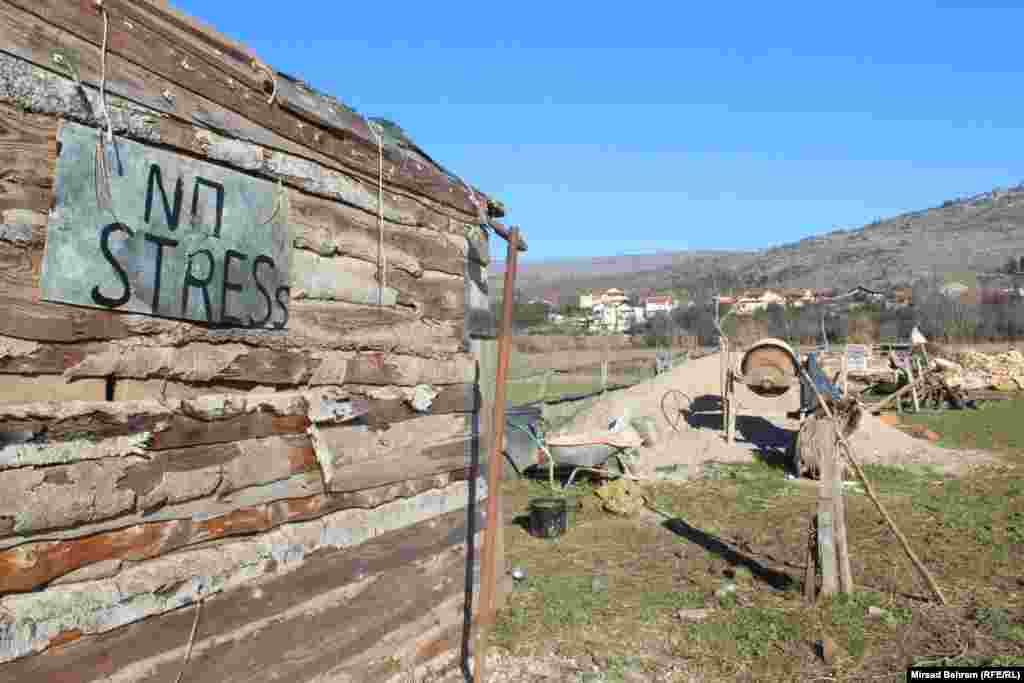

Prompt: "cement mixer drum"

[740,338,801,398]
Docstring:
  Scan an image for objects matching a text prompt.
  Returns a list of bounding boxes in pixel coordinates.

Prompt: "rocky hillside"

[495,184,1024,300]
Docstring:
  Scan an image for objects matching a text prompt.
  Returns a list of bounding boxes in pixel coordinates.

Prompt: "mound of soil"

[555,352,996,477]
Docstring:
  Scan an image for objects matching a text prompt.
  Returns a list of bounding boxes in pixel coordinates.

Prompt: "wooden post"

[601,360,608,395]
[833,450,854,594]
[799,366,948,605]
[817,438,839,597]
[474,228,520,683]
[720,338,729,437]
[726,370,737,444]
[907,357,920,413]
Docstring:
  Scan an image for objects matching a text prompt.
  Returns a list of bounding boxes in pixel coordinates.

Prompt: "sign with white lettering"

[845,344,869,372]
[41,122,292,328]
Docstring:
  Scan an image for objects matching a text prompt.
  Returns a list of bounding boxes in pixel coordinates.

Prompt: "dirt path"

[556,352,997,477]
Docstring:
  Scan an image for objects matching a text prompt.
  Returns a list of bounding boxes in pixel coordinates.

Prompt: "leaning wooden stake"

[799,368,947,605]
[474,227,520,683]
[720,338,730,440]
[726,369,737,444]
[906,357,920,413]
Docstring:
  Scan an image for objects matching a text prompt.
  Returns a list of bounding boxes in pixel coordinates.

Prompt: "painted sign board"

[845,344,869,372]
[41,122,292,328]
[892,350,912,369]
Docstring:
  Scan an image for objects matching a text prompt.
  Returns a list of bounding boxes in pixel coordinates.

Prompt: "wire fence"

[503,342,703,407]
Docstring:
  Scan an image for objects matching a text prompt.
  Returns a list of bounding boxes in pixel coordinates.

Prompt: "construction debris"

[867,347,1023,413]
[953,349,1024,391]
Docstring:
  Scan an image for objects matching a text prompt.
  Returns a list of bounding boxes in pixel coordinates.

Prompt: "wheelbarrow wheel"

[661,390,692,432]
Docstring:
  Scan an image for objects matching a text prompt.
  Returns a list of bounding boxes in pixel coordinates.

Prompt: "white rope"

[90,1,118,217]
[365,120,386,307]
[95,1,114,143]
[250,59,278,105]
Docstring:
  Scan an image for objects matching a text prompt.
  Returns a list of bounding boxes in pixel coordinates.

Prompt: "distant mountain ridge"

[492,184,1024,302]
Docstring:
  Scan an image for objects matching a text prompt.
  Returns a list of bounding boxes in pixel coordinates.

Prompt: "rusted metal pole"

[474,227,519,683]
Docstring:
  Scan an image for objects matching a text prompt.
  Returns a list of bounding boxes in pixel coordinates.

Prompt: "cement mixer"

[738,338,843,417]
[739,338,802,397]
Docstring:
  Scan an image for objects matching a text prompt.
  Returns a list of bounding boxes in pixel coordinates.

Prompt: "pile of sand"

[555,352,994,476]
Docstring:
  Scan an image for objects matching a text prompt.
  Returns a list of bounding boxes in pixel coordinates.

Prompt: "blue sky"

[173,0,1024,263]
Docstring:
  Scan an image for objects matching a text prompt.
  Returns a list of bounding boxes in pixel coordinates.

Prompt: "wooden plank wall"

[0,1,506,680]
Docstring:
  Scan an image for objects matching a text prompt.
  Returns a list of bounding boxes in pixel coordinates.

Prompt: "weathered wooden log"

[310,413,473,493]
[291,190,485,271]
[0,493,484,670]
[291,250,466,320]
[0,0,495,222]
[0,391,314,446]
[0,221,471,329]
[0,474,481,597]
[0,375,106,403]
[0,56,489,264]
[44,344,473,388]
[109,380,475,423]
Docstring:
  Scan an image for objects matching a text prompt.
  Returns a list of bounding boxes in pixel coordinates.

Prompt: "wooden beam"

[0,507,481,680]
[833,452,853,594]
[309,414,473,493]
[0,472,473,595]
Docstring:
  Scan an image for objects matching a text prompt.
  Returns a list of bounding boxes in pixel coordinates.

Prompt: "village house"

[843,286,885,302]
[940,281,970,298]
[782,288,815,307]
[733,289,786,315]
[837,285,886,309]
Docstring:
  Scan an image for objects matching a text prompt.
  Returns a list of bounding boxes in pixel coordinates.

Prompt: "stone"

[714,583,736,599]
[867,606,888,619]
[575,654,596,672]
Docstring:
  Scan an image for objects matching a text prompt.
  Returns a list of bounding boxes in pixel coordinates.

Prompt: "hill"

[492,184,1024,302]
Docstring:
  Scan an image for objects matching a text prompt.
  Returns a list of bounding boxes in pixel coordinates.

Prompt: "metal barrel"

[740,338,801,397]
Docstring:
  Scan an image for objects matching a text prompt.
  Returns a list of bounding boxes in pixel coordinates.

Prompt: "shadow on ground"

[686,395,797,470]
[663,517,798,591]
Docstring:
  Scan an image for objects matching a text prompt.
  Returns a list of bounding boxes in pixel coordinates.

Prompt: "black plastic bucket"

[529,497,567,539]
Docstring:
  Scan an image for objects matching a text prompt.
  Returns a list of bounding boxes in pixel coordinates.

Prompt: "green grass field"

[898,397,1024,455]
